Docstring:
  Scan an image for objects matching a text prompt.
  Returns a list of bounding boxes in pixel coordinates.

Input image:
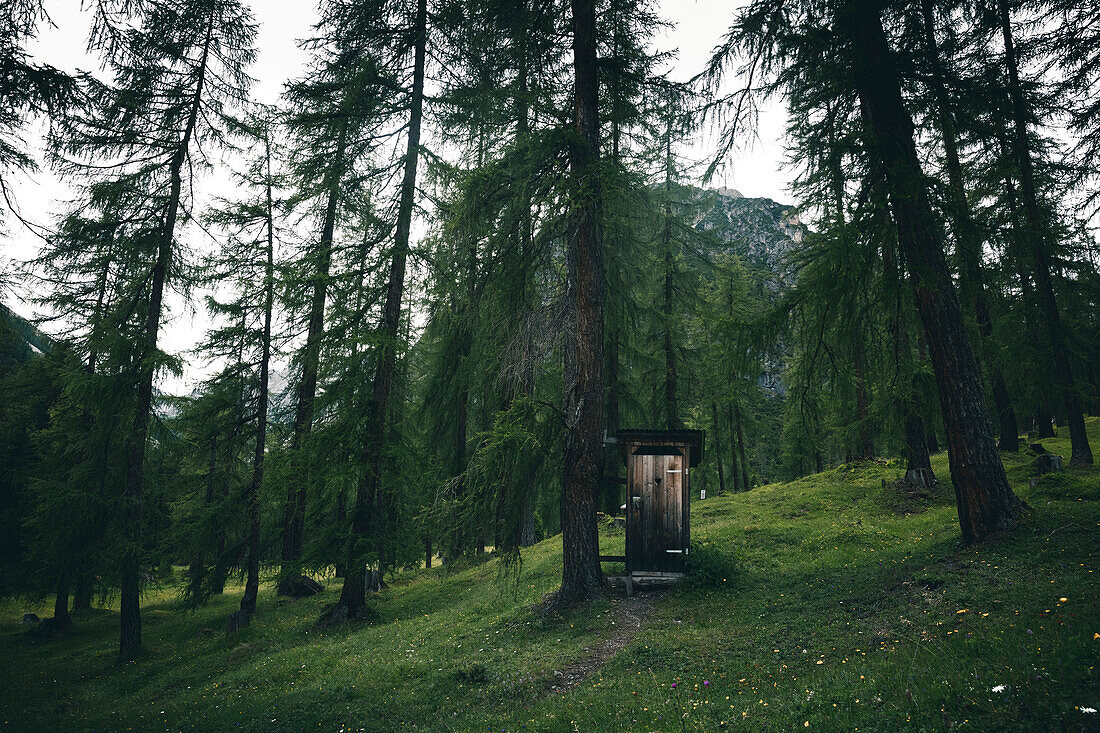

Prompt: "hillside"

[2,422,1098,732]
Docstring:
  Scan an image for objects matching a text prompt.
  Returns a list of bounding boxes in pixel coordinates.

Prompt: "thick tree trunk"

[52,572,72,628]
[918,0,1018,453]
[556,0,604,606]
[997,0,1092,466]
[72,572,92,612]
[279,124,349,593]
[333,0,426,620]
[845,1,1020,544]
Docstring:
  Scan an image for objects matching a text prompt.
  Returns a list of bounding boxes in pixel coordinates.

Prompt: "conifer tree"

[840,0,1021,542]
[49,0,256,655]
[330,0,429,620]
[557,0,605,605]
[192,108,282,618]
[993,0,1092,466]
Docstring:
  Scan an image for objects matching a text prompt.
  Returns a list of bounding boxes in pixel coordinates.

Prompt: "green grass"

[3,421,1099,731]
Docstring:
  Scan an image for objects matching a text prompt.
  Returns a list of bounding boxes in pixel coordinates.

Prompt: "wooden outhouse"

[615,429,704,575]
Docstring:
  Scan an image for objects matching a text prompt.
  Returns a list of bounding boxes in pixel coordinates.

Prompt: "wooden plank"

[669,453,680,571]
[599,555,627,562]
[626,454,635,572]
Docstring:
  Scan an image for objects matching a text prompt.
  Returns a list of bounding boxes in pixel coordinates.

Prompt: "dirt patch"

[545,593,659,694]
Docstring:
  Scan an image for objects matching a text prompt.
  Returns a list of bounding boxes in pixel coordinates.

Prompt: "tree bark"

[919,0,1018,452]
[72,572,92,611]
[725,402,741,492]
[734,403,750,491]
[844,1,1020,544]
[853,343,873,459]
[120,19,212,656]
[279,122,349,593]
[334,0,426,619]
[711,402,727,495]
[240,132,276,616]
[997,0,1092,466]
[557,0,604,605]
[874,166,934,481]
[52,572,72,628]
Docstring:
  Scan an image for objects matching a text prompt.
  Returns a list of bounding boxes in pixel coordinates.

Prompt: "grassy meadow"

[2,420,1098,731]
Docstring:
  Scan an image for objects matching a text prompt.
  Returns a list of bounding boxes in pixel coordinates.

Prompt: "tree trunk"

[844,1,1020,544]
[188,434,219,593]
[875,168,934,481]
[120,20,212,656]
[734,403,750,491]
[557,0,604,606]
[240,140,275,616]
[997,0,1092,466]
[853,344,873,459]
[72,572,92,612]
[726,402,741,492]
[711,402,727,495]
[279,122,349,593]
[52,572,72,628]
[333,0,426,620]
[918,0,1018,453]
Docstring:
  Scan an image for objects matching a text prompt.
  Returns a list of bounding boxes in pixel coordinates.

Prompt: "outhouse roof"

[616,429,704,467]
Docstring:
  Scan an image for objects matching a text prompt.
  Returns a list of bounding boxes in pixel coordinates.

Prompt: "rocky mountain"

[689,185,804,282]
[687,186,804,401]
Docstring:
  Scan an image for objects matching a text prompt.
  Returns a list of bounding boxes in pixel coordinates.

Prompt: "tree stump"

[1033,453,1063,474]
[226,610,251,635]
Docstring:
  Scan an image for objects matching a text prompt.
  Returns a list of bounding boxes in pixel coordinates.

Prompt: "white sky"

[5,0,790,394]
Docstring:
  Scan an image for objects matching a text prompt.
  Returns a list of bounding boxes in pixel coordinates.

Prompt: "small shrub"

[684,540,742,588]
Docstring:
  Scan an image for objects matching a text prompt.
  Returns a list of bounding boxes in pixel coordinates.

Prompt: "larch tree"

[330,0,430,621]
[49,0,256,655]
[557,0,605,605]
[839,0,1022,542]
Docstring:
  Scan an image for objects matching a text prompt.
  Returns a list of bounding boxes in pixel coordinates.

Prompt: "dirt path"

[546,592,659,694]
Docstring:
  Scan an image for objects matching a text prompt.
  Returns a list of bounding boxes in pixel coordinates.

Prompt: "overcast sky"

[7,0,790,394]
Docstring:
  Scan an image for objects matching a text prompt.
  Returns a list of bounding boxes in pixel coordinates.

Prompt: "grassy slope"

[2,421,1098,732]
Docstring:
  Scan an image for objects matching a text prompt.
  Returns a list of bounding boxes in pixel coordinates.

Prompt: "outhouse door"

[627,449,685,572]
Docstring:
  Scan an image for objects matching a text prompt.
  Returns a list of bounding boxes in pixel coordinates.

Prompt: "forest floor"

[2,419,1098,732]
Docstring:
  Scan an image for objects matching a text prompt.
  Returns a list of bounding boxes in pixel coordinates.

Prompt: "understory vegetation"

[4,419,1096,732]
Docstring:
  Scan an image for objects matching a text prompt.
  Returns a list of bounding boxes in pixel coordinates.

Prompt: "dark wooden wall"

[624,441,690,573]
